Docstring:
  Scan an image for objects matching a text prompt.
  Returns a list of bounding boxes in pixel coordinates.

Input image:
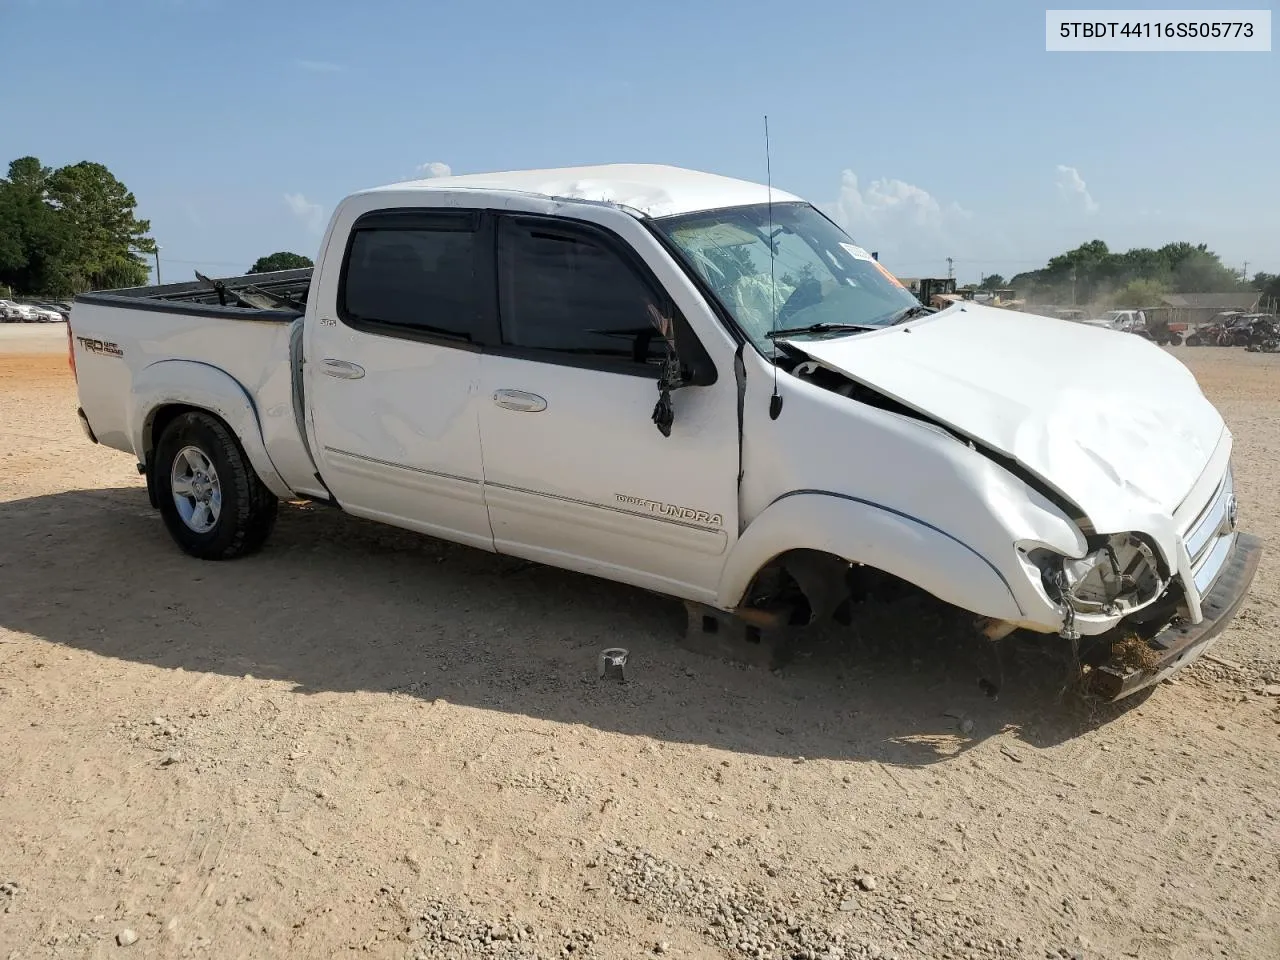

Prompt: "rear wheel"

[154,411,278,559]
[1167,333,1183,346]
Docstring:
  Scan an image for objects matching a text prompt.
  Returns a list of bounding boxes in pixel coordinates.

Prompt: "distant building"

[1147,292,1262,328]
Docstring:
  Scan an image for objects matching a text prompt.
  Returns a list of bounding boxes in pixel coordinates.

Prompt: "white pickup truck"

[69,164,1259,700]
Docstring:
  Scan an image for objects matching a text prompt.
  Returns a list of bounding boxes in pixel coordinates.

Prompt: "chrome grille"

[1183,466,1236,594]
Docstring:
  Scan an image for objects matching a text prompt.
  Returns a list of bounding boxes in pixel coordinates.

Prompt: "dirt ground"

[1,324,1278,960]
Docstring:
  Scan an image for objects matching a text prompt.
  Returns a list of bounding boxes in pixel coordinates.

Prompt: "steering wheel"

[776,278,823,326]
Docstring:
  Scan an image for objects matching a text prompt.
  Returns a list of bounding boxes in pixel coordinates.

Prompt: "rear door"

[306,207,498,552]
[476,214,738,602]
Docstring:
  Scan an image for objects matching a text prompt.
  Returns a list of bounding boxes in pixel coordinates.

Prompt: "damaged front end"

[1075,531,1262,699]
[1031,532,1169,640]
[775,332,1262,701]
[1015,465,1262,700]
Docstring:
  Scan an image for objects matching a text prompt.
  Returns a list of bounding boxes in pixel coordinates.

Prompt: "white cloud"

[294,59,345,73]
[284,193,325,234]
[830,170,972,275]
[416,161,453,179]
[1055,165,1099,214]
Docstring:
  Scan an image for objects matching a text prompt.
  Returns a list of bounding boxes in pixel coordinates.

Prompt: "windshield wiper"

[765,322,874,340]
[884,304,934,325]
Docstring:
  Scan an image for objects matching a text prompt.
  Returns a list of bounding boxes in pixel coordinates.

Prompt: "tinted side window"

[497,219,669,366]
[341,218,480,342]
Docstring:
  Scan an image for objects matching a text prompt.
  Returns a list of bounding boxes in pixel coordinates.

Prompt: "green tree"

[46,161,154,290]
[0,156,154,295]
[1253,272,1280,312]
[1252,271,1280,298]
[249,251,314,274]
[1110,277,1168,308]
[0,157,75,295]
[978,273,1005,291]
[1012,238,1246,304]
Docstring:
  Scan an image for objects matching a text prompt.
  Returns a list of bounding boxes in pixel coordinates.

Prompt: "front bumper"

[1089,531,1262,700]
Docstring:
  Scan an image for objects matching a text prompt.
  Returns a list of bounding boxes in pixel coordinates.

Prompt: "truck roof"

[368,163,803,219]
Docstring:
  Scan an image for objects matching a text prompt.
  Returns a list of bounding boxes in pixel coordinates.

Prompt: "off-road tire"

[155,411,278,559]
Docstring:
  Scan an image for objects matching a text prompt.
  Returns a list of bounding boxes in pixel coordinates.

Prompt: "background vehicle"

[913,277,956,307]
[1187,313,1259,346]
[1091,309,1184,346]
[67,164,1259,701]
[1100,310,1147,333]
[35,301,71,320]
[27,304,65,322]
[1,300,40,323]
[1223,314,1279,347]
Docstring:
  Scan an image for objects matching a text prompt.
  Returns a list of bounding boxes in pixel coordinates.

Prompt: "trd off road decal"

[76,336,124,358]
[616,494,723,527]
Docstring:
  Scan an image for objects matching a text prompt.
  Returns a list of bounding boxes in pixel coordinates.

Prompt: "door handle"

[493,389,547,413]
[321,358,365,380]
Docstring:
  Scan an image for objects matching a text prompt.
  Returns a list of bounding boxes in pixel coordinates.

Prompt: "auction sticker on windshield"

[839,242,907,288]
[839,242,874,262]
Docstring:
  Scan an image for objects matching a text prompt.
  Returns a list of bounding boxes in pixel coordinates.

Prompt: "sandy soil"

[1,325,1278,960]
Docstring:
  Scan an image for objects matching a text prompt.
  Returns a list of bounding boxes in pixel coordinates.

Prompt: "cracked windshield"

[659,202,919,351]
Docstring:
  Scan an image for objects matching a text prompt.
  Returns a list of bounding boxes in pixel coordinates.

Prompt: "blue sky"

[3,0,1276,284]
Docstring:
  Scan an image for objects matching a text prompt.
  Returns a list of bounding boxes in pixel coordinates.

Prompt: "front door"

[477,214,739,602]
[307,207,496,552]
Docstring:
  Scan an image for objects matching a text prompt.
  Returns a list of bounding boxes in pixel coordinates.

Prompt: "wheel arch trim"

[130,360,293,500]
[717,490,1025,621]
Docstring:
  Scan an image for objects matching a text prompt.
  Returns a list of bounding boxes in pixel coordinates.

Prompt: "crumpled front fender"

[716,491,1025,622]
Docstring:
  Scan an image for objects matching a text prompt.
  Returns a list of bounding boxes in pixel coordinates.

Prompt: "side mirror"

[653,305,717,385]
[675,347,716,387]
[648,304,717,436]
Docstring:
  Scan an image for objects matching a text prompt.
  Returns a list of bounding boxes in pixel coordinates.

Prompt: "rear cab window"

[338,209,491,347]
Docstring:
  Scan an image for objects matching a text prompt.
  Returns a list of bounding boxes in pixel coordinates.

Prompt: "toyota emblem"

[1226,495,1238,532]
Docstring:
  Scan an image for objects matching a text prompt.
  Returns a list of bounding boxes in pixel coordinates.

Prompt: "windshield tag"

[840,242,874,262]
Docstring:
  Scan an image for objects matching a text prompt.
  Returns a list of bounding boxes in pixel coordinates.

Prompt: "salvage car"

[1187,313,1257,346]
[67,164,1260,700]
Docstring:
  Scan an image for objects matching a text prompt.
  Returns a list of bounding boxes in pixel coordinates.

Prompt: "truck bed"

[71,269,323,500]
[85,267,314,310]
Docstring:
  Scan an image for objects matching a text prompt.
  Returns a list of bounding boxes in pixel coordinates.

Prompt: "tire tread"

[155,411,278,560]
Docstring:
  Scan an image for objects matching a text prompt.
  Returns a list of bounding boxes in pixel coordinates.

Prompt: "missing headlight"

[1034,534,1167,630]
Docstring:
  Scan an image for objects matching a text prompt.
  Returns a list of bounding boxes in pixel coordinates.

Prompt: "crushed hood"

[786,303,1225,531]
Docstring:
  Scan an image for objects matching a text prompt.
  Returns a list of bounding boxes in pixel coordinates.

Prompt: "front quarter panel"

[717,491,1026,621]
[732,360,1088,628]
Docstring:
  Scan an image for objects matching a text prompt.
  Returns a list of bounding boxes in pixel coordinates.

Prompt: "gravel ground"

[1,326,1278,959]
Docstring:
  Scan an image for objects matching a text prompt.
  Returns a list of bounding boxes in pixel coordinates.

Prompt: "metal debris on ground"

[597,648,629,683]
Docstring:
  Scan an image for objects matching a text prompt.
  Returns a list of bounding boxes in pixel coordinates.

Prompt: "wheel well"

[739,549,918,628]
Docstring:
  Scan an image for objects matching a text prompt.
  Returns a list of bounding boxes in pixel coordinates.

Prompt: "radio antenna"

[765,115,783,420]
